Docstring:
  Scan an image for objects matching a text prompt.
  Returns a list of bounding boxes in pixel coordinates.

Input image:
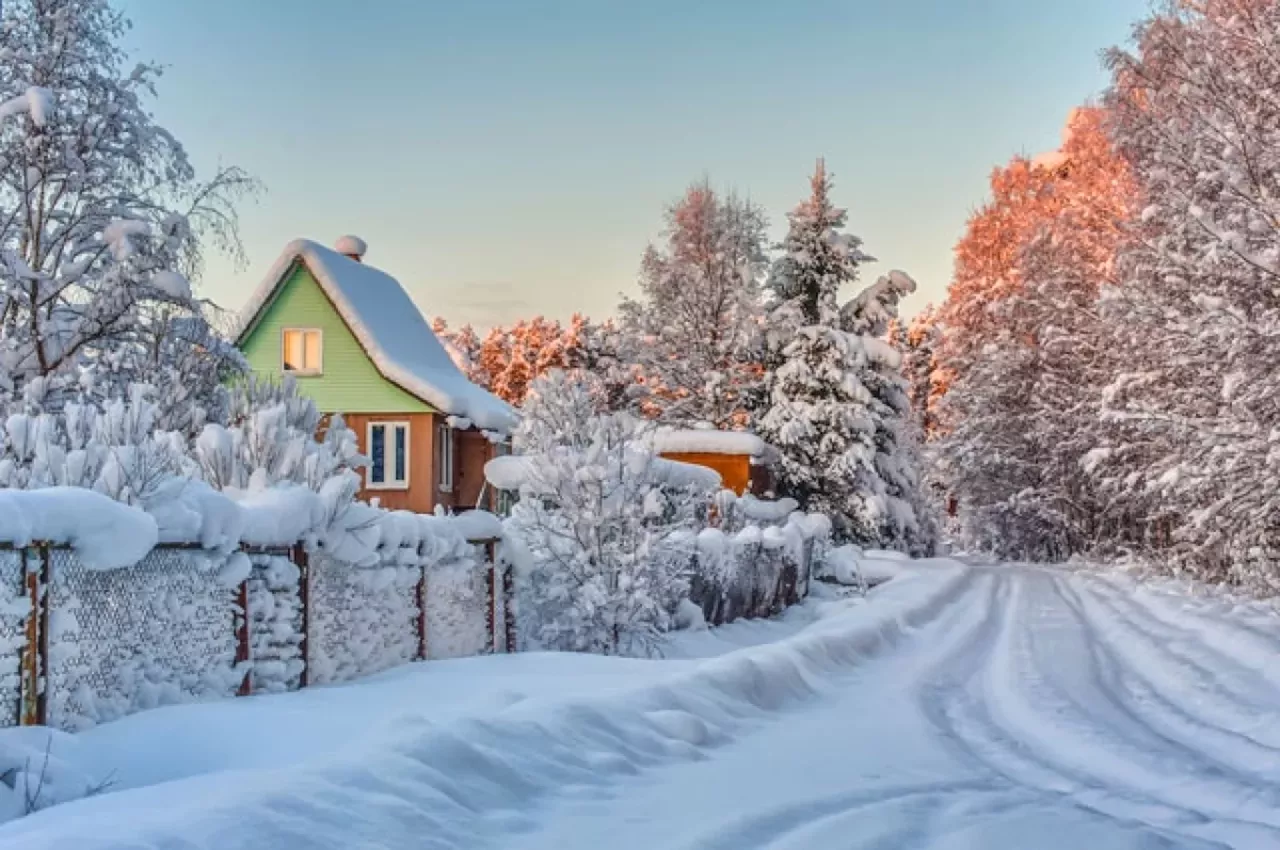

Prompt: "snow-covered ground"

[4,559,1280,849]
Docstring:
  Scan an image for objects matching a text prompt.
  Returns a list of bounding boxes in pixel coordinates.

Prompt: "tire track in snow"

[1059,578,1280,778]
[1079,577,1280,720]
[973,570,1280,847]
[1090,574,1280,697]
[675,570,1002,850]
[910,571,1242,847]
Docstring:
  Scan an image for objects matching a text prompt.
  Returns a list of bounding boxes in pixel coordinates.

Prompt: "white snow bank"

[237,239,516,433]
[484,455,527,490]
[737,494,799,523]
[0,488,156,569]
[0,728,98,824]
[446,510,503,542]
[226,485,325,548]
[0,559,968,843]
[147,479,244,552]
[818,545,910,587]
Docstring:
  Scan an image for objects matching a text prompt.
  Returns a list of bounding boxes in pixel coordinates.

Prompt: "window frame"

[436,422,454,493]
[365,420,411,491]
[281,327,324,376]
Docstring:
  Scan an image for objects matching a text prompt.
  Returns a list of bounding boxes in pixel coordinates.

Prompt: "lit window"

[282,329,322,375]
[367,422,410,490]
[436,423,454,492]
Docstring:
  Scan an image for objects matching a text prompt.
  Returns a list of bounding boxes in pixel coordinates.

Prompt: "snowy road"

[6,562,1280,849]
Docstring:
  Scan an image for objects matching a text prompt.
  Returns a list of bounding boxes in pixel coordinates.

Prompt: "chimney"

[334,235,368,262]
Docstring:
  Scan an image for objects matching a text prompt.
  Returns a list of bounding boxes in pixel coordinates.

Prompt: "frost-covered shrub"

[511,371,710,656]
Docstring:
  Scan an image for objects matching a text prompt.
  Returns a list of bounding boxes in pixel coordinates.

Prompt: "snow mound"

[332,235,367,259]
[0,488,157,570]
[818,545,911,587]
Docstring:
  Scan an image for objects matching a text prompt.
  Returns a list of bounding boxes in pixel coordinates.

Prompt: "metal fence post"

[235,576,252,697]
[293,543,311,689]
[502,557,516,654]
[484,540,497,654]
[416,562,428,661]
[18,546,48,726]
[36,546,49,725]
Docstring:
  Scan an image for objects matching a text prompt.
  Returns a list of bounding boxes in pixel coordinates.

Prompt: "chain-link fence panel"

[309,553,419,685]
[0,550,26,727]
[425,546,491,660]
[46,547,241,731]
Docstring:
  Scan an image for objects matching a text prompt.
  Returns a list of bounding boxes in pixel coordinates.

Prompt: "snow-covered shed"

[236,237,516,515]
[650,429,778,496]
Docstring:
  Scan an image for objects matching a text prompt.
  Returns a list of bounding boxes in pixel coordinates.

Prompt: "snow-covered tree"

[759,160,932,550]
[932,106,1138,560]
[1085,0,1280,589]
[0,0,255,420]
[618,181,767,429]
[510,370,708,655]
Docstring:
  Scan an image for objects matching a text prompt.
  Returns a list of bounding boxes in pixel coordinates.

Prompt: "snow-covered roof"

[237,239,516,433]
[484,454,722,493]
[650,428,776,460]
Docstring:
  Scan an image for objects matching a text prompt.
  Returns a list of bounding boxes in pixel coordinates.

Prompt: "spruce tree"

[759,160,930,549]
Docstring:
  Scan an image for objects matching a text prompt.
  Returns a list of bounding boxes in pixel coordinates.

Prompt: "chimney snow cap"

[334,235,367,262]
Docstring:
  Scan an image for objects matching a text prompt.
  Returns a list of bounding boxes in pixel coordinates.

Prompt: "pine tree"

[759,160,931,549]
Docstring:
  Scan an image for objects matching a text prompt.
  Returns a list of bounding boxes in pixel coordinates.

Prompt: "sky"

[120,0,1149,329]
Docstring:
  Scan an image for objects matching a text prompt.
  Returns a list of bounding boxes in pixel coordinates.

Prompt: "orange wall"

[343,412,439,514]
[659,451,752,495]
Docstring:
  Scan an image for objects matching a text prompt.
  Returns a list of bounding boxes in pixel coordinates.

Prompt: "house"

[651,429,778,497]
[235,236,516,513]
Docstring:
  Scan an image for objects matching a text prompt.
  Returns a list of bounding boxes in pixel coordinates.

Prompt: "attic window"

[282,328,322,375]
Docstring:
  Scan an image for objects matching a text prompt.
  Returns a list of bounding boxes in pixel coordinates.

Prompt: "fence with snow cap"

[0,487,508,731]
[0,483,825,730]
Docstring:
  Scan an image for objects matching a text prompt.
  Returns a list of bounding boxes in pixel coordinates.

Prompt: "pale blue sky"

[120,0,1147,328]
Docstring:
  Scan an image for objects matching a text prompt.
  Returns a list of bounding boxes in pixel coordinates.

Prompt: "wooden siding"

[343,412,439,514]
[455,429,495,511]
[239,262,434,415]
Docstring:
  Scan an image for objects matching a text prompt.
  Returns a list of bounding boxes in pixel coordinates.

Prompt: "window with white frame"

[436,422,454,492]
[366,421,410,490]
[281,328,323,375]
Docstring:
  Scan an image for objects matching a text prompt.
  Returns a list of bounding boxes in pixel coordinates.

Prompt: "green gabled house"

[235,236,515,514]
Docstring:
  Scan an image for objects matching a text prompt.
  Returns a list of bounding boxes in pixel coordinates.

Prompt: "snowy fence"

[684,517,820,627]
[1,534,507,731]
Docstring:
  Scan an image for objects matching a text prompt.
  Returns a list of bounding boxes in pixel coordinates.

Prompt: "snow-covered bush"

[511,370,711,656]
